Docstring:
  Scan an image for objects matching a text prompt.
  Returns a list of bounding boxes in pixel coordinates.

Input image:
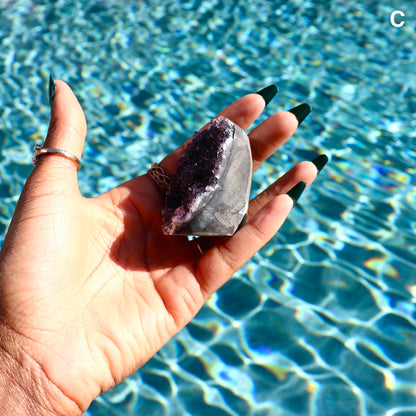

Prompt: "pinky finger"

[196,182,306,297]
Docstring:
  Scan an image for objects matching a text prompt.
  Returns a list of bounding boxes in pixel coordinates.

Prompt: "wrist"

[0,322,82,416]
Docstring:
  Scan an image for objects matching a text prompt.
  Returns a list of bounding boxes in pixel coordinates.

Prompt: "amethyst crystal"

[162,116,252,236]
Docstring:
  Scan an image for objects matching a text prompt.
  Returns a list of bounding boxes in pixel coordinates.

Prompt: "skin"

[0,81,321,415]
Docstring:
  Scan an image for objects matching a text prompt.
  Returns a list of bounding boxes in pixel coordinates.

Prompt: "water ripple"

[1,0,416,415]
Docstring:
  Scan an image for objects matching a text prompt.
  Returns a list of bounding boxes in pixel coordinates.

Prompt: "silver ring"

[147,162,170,193]
[32,145,81,170]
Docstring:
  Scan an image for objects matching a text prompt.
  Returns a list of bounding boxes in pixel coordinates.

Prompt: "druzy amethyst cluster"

[162,116,252,236]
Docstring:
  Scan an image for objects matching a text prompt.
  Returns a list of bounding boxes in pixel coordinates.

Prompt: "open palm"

[0,81,322,414]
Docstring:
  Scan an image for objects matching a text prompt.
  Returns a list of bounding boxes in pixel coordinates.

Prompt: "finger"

[159,90,270,176]
[196,191,296,296]
[248,155,328,221]
[249,103,311,172]
[195,155,327,253]
[32,80,87,192]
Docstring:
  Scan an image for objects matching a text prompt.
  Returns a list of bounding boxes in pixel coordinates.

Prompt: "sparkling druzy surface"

[162,116,252,236]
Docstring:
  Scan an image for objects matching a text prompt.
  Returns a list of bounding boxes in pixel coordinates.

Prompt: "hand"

[0,81,325,414]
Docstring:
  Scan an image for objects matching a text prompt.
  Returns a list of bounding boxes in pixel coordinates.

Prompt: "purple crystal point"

[162,116,252,236]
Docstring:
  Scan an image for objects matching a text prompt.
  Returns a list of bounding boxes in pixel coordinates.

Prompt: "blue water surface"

[1,1,416,415]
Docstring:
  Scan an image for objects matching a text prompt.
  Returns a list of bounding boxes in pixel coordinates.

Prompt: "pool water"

[1,1,416,415]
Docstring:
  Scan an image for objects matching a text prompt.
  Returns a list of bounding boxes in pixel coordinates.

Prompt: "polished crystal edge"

[162,116,252,236]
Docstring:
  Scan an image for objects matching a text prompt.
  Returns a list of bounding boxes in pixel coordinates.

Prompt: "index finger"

[158,86,276,176]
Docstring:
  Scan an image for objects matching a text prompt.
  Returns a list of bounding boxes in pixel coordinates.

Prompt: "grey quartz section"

[173,121,252,236]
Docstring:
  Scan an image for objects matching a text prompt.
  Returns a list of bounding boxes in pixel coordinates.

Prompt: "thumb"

[31,79,87,193]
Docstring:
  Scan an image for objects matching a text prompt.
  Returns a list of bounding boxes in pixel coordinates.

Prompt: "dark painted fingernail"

[49,73,56,106]
[311,154,329,173]
[256,84,278,107]
[287,181,307,204]
[288,103,311,126]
